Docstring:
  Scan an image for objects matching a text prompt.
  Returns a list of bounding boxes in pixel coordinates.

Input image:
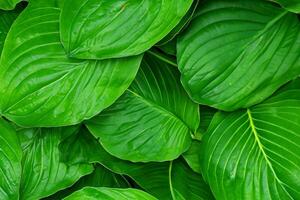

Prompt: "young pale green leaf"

[201,79,300,199]
[0,0,22,10]
[60,0,193,59]
[0,1,142,127]
[86,53,199,162]
[272,0,300,13]
[0,118,22,200]
[177,0,300,111]
[64,187,157,200]
[0,3,24,54]
[18,127,93,200]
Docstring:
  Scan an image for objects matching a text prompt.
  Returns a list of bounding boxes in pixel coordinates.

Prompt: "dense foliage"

[0,0,299,199]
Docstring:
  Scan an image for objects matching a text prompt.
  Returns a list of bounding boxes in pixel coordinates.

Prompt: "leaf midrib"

[247,109,293,198]
[127,89,192,132]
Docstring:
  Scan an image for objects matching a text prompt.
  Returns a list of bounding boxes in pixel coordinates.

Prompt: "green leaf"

[147,48,177,67]
[157,39,177,56]
[177,0,300,111]
[198,106,217,135]
[201,79,300,199]
[0,3,24,54]
[0,1,142,127]
[182,140,202,174]
[64,187,157,200]
[170,159,214,200]
[157,0,199,45]
[271,0,300,13]
[69,165,129,190]
[17,127,93,200]
[86,53,199,162]
[59,127,109,165]
[60,0,193,59]
[96,154,172,199]
[61,119,173,199]
[96,148,214,200]
[0,118,22,200]
[0,0,22,10]
[44,164,130,200]
[61,128,213,200]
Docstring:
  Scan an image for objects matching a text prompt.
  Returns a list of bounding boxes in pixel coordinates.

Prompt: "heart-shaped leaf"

[60,0,193,59]
[177,0,300,111]
[86,53,199,162]
[17,127,93,200]
[201,79,300,199]
[0,1,142,127]
[61,128,214,200]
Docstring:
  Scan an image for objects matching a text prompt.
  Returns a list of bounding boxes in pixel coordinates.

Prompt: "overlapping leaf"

[86,53,199,162]
[177,0,300,111]
[0,3,24,54]
[96,151,214,200]
[157,0,199,46]
[0,118,22,200]
[17,127,93,200]
[0,0,22,10]
[60,0,193,59]
[60,127,213,200]
[44,164,130,199]
[201,79,300,199]
[0,0,142,127]
[182,141,202,174]
[198,106,217,135]
[64,187,157,200]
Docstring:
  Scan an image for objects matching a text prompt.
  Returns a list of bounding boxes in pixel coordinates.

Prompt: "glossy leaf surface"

[64,187,157,200]
[96,150,214,200]
[60,0,193,59]
[177,0,300,111]
[60,126,173,199]
[18,127,93,200]
[201,80,300,199]
[182,140,202,174]
[62,128,213,200]
[0,1,142,127]
[0,3,24,54]
[273,0,300,13]
[86,54,199,162]
[170,159,214,200]
[44,164,129,200]
[157,0,199,45]
[0,118,22,200]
